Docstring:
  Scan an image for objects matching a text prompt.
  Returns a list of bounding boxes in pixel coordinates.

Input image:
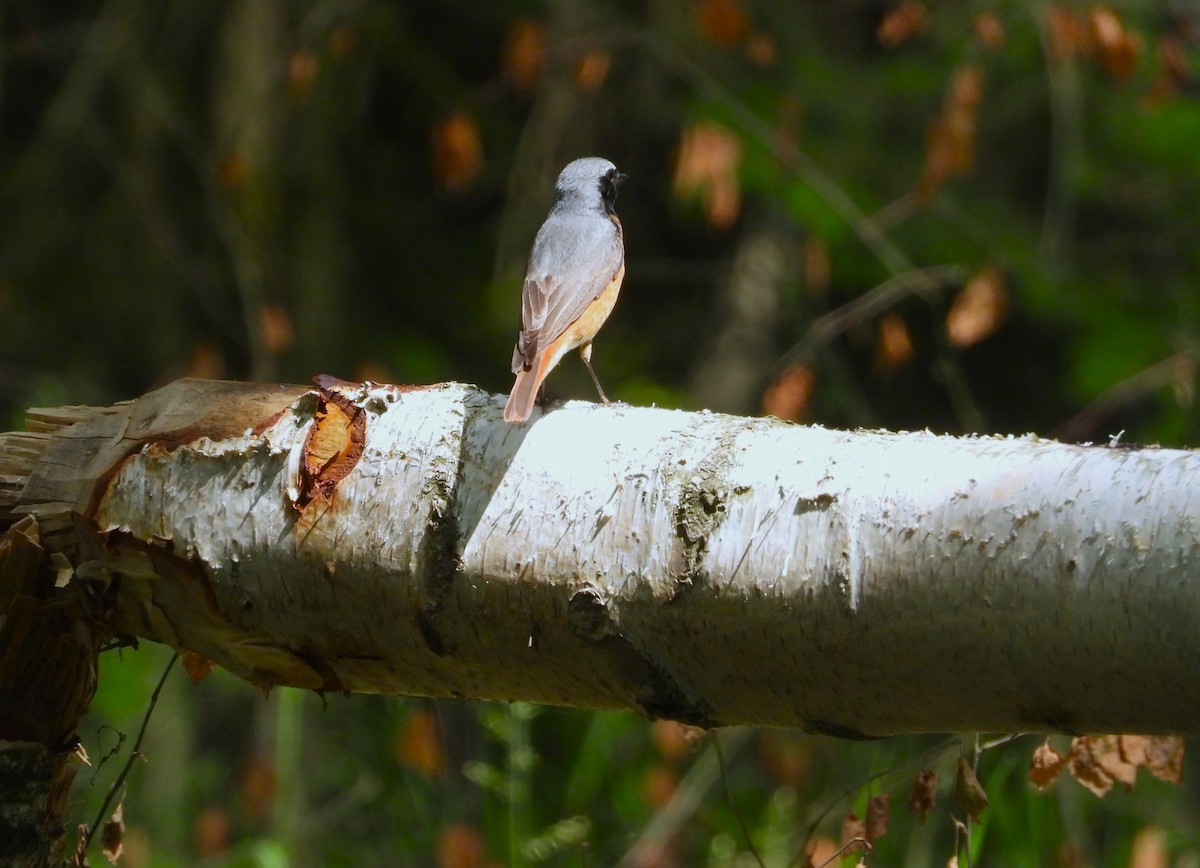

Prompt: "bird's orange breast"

[560,263,626,352]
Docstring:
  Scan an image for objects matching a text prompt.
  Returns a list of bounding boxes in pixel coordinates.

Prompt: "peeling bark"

[1,378,1199,737]
[0,516,107,867]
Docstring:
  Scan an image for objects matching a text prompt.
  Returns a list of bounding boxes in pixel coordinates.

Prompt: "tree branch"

[2,378,1199,735]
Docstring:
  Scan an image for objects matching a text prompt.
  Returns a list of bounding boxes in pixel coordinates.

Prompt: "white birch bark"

[6,378,1199,735]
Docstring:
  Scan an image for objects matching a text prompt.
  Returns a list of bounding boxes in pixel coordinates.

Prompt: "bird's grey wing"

[512,213,622,372]
[512,272,550,373]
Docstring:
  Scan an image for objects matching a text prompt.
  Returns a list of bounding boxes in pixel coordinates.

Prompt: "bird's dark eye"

[600,168,626,213]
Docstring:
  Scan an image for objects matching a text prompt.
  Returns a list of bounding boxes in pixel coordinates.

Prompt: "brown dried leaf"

[628,841,677,868]
[909,768,937,822]
[259,302,294,355]
[695,0,749,47]
[1067,737,1114,797]
[762,364,815,422]
[973,12,1005,49]
[875,312,915,372]
[673,122,743,229]
[919,66,984,196]
[242,755,276,822]
[840,812,868,854]
[1158,37,1192,89]
[194,806,232,858]
[1047,7,1088,60]
[1119,734,1149,767]
[953,757,988,821]
[758,730,811,785]
[99,801,123,864]
[184,341,225,379]
[216,154,247,189]
[652,720,707,761]
[1142,736,1184,784]
[802,837,840,868]
[877,2,927,48]
[437,822,485,868]
[1059,841,1085,867]
[575,50,611,92]
[951,65,985,109]
[396,708,445,779]
[642,764,680,809]
[1090,8,1142,82]
[707,181,740,229]
[1054,733,1174,816]
[746,33,778,67]
[502,19,545,91]
[1090,734,1138,787]
[287,50,319,102]
[866,793,890,841]
[1029,739,1067,790]
[181,651,215,685]
[946,266,1007,348]
[1129,826,1167,868]
[432,113,483,193]
[101,799,124,865]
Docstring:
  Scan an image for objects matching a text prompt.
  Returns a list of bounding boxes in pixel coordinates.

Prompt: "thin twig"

[1052,351,1196,442]
[963,736,981,868]
[82,652,179,852]
[816,836,871,868]
[87,726,126,786]
[925,298,989,433]
[977,732,1028,753]
[714,733,766,868]
[1034,9,1083,272]
[616,728,755,868]
[782,264,968,368]
[953,816,970,868]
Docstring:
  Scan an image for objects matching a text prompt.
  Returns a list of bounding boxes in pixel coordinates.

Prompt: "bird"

[503,157,627,423]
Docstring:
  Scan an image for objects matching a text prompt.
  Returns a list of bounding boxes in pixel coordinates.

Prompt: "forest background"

[2,1,1199,865]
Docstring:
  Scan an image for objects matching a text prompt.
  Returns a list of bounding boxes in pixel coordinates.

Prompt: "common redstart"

[504,157,627,423]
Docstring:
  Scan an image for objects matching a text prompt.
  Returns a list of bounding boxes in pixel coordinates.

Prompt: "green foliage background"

[3,1,1199,865]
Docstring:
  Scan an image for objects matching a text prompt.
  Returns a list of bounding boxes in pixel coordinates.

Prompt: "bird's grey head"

[553,157,627,215]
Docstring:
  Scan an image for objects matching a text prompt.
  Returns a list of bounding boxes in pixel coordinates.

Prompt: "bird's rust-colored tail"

[503,352,553,422]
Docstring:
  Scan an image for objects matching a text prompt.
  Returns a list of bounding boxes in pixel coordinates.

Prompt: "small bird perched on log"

[504,157,627,423]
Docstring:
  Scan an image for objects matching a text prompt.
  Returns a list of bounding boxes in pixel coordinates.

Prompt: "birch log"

[2,377,1199,736]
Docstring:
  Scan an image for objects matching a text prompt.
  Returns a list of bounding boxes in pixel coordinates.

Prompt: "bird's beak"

[613,171,628,186]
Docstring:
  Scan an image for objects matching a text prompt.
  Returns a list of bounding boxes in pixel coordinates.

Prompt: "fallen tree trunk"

[2,377,1199,737]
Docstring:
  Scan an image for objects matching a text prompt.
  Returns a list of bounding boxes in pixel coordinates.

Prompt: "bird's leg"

[535,381,547,406]
[579,343,610,404]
